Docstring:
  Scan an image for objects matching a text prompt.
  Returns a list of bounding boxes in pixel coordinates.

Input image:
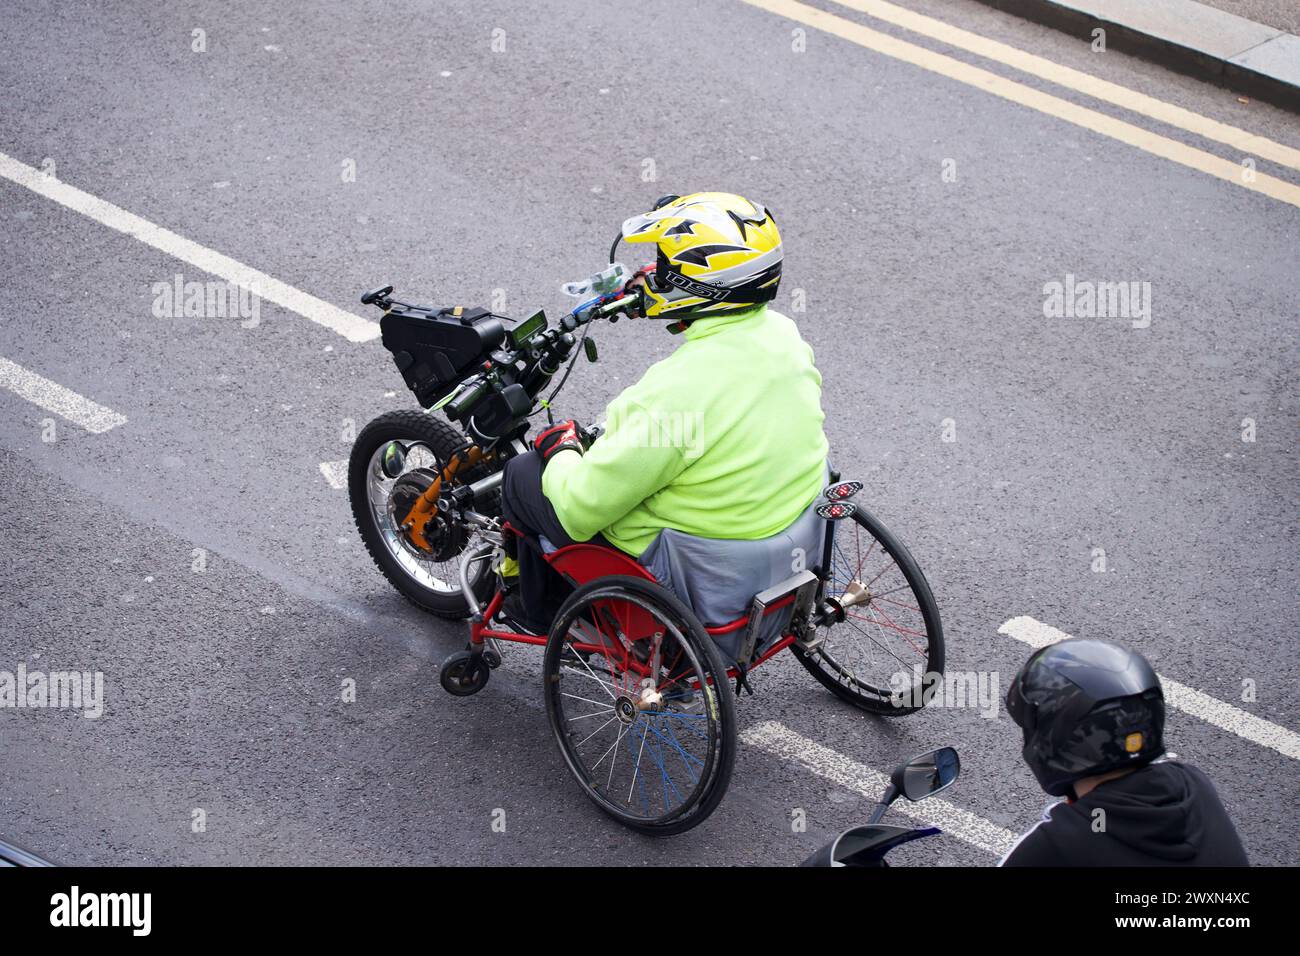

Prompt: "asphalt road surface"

[1,0,1296,866]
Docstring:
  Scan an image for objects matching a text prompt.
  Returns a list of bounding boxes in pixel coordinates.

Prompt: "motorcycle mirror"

[584,338,598,363]
[380,441,407,479]
[890,747,960,802]
[360,284,394,306]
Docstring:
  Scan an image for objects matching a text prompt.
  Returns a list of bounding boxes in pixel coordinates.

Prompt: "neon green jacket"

[541,305,829,556]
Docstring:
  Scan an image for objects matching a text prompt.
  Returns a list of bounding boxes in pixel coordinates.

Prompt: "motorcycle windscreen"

[801,824,942,867]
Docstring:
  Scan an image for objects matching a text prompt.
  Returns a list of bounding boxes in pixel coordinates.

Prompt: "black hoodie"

[1000,760,1249,867]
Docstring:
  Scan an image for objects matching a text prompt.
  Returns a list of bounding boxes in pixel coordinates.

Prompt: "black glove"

[619,264,656,319]
[533,420,584,464]
[623,264,656,292]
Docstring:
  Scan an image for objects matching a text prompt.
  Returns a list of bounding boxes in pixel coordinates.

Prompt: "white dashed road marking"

[999,616,1300,762]
[742,719,1017,856]
[0,150,380,343]
[0,356,128,433]
[319,460,348,489]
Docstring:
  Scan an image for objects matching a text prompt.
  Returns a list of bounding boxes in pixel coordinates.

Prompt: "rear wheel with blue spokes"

[543,576,736,835]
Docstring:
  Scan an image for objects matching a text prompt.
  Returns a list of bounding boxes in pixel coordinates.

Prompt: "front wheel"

[793,507,944,715]
[543,576,737,835]
[348,409,497,618]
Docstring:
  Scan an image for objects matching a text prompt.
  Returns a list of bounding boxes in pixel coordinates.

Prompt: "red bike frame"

[467,539,800,679]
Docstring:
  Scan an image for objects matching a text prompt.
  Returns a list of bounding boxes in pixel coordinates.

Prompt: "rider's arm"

[540,396,688,545]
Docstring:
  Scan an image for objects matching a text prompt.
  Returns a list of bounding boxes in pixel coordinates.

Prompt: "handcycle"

[348,266,945,834]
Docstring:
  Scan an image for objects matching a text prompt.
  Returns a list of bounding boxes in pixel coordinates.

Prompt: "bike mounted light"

[815,500,857,521]
[822,480,863,502]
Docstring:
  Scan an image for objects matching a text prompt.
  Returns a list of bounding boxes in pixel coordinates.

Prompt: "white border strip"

[0,356,127,433]
[0,151,380,343]
[742,719,1017,856]
[999,616,1300,761]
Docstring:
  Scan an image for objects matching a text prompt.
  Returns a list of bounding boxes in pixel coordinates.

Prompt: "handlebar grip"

[596,294,639,317]
[444,378,489,420]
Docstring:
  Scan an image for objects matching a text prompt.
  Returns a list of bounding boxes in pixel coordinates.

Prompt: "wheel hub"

[614,695,639,724]
[387,470,463,561]
[836,579,872,609]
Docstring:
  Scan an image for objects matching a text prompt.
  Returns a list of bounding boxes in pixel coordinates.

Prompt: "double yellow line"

[741,0,1300,209]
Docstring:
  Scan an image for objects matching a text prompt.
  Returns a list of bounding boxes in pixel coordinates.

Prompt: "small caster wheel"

[440,651,490,696]
[483,649,502,669]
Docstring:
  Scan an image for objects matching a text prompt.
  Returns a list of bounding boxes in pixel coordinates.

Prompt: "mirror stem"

[866,784,899,826]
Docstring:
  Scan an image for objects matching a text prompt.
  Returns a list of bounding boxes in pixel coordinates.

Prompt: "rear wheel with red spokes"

[793,508,944,715]
[543,576,737,835]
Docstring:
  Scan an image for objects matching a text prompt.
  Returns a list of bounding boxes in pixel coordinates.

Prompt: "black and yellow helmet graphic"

[620,192,782,318]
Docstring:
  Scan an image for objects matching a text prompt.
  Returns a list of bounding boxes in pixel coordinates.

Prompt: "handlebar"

[362,281,638,444]
[594,293,640,318]
[444,377,491,419]
[562,292,641,332]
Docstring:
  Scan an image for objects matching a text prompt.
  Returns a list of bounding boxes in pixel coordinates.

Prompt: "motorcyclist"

[499,192,829,633]
[1000,638,1248,866]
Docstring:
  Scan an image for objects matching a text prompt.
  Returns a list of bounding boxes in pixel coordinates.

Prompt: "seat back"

[638,499,826,662]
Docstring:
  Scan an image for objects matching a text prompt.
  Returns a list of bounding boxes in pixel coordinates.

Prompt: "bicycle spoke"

[549,584,727,828]
[628,720,651,803]
[806,512,937,704]
[578,715,619,748]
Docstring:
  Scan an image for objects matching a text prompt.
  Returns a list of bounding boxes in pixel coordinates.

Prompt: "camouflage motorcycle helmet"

[1006,638,1165,798]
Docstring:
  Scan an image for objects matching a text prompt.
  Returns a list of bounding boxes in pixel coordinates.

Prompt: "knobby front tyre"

[348,409,496,619]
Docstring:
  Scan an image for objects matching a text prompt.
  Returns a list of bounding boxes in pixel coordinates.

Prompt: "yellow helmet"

[619,192,782,319]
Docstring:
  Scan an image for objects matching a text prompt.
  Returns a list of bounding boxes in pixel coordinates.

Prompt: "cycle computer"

[508,309,548,348]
